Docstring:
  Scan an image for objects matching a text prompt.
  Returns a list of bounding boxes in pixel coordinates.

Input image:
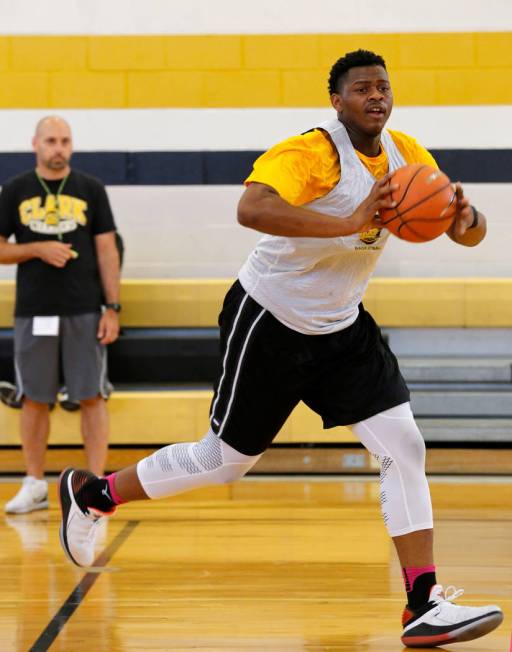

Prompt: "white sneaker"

[401,584,503,647]
[5,476,49,514]
[58,468,114,567]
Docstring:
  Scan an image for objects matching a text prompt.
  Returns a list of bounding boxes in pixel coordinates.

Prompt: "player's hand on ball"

[452,183,473,238]
[351,174,398,232]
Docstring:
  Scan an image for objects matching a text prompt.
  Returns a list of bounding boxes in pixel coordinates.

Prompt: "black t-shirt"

[0,169,116,316]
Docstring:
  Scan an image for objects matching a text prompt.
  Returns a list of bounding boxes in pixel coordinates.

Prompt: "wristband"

[468,206,479,229]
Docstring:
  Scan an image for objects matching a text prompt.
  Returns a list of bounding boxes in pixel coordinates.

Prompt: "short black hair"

[328,49,386,95]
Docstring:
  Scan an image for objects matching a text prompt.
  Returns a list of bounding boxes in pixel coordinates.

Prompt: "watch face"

[106,303,121,312]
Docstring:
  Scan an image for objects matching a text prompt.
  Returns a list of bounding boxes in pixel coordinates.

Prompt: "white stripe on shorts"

[210,293,249,420]
[216,307,266,437]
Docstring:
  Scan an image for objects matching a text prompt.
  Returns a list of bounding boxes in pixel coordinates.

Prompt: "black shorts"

[209,280,410,456]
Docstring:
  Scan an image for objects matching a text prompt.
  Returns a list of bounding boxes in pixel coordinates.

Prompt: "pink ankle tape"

[402,565,436,593]
[106,473,125,505]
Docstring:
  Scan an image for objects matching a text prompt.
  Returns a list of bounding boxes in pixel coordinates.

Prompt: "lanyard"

[35,171,69,241]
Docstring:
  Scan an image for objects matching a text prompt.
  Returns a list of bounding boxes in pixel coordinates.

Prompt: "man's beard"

[46,156,69,170]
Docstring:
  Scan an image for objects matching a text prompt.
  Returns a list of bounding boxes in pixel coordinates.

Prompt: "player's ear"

[331,93,343,112]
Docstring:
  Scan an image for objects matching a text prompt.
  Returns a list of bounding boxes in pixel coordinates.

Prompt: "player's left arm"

[390,131,487,248]
[445,184,487,247]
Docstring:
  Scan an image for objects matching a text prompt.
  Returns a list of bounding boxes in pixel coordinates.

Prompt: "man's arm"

[95,231,120,304]
[95,231,120,345]
[0,236,75,266]
[237,178,398,238]
[446,184,487,248]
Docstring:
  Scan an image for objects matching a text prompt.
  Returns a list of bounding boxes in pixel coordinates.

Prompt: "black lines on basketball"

[393,164,428,210]
[379,164,456,243]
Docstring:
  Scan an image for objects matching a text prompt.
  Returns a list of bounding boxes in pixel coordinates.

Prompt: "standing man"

[58,51,502,647]
[0,116,121,514]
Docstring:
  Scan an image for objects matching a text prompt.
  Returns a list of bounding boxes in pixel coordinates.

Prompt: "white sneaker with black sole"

[5,476,49,514]
[401,584,503,648]
[58,468,115,567]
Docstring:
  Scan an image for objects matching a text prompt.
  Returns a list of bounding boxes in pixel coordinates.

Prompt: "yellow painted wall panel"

[120,280,199,326]
[320,34,400,69]
[166,35,242,69]
[198,281,232,325]
[119,279,230,327]
[464,280,512,327]
[0,391,212,444]
[390,69,438,105]
[128,71,203,107]
[89,36,166,70]
[371,279,465,327]
[0,279,511,329]
[0,72,48,107]
[0,33,511,107]
[0,38,7,71]
[398,33,475,68]
[203,70,281,107]
[287,403,355,443]
[50,71,125,108]
[244,35,320,69]
[0,284,13,327]
[476,33,512,67]
[10,36,87,71]
[360,283,378,316]
[281,69,328,107]
[437,68,512,105]
[0,391,356,445]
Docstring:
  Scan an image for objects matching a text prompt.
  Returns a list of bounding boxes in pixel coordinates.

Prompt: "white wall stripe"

[0,184,510,280]
[0,0,511,34]
[1,107,512,151]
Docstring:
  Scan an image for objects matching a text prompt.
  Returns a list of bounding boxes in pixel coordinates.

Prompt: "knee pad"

[351,403,433,537]
[137,430,262,499]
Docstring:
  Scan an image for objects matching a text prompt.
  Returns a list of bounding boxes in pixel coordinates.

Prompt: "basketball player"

[58,50,502,647]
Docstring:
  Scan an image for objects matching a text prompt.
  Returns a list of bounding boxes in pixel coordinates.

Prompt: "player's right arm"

[237,131,397,237]
[238,178,397,237]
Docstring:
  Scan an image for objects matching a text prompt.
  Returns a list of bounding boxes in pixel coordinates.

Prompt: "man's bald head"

[34,115,71,139]
[32,115,72,178]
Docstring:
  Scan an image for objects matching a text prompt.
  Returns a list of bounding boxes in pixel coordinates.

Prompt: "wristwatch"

[105,302,122,313]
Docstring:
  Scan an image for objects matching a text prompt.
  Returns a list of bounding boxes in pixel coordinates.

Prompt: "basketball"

[379,164,457,242]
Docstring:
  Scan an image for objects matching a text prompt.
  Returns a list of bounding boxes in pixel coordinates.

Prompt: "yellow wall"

[0,278,510,327]
[0,33,511,107]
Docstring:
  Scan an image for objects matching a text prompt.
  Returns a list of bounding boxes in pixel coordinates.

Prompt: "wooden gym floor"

[0,477,510,652]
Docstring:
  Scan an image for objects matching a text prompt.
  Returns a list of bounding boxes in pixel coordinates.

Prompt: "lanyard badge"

[35,172,69,242]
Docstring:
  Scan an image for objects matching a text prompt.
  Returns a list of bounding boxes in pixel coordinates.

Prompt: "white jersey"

[238,118,406,335]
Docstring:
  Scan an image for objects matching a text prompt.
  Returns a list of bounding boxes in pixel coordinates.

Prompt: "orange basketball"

[379,164,457,242]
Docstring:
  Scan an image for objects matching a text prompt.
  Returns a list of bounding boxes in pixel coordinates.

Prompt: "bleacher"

[0,277,511,475]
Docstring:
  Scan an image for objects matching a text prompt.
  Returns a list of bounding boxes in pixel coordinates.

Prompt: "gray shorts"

[14,312,110,404]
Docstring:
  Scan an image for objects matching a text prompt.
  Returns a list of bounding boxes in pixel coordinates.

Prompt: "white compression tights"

[350,402,433,537]
[136,429,262,499]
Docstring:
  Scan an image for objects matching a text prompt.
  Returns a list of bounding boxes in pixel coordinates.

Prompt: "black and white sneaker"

[401,584,503,647]
[0,381,22,408]
[58,468,115,567]
[58,387,80,412]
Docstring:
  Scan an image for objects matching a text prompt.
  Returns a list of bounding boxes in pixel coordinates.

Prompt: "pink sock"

[106,473,125,505]
[402,565,436,593]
